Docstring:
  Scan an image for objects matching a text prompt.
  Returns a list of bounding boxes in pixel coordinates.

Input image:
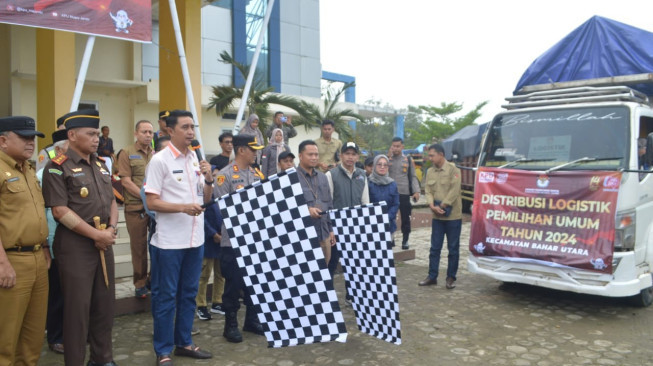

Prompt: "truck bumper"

[467,252,652,298]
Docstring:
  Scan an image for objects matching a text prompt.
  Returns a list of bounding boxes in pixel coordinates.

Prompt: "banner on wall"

[469,167,621,273]
[0,0,151,42]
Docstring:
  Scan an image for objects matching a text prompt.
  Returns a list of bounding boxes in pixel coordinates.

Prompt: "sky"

[319,0,653,122]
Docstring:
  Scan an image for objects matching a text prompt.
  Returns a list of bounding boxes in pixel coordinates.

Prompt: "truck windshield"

[480,106,630,170]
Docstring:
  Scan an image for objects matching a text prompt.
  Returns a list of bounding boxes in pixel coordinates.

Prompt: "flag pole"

[232,0,276,135]
[70,35,95,112]
[167,0,203,155]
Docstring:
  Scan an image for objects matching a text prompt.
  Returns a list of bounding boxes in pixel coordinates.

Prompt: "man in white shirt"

[145,110,214,365]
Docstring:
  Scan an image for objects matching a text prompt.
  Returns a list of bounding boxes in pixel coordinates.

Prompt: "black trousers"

[46,258,64,344]
[399,194,413,243]
[220,247,252,313]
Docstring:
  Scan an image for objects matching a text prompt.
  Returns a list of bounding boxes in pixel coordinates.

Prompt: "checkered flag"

[329,202,402,345]
[218,169,348,347]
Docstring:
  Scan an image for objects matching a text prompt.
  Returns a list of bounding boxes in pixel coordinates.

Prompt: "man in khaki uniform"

[419,143,462,290]
[0,116,50,366]
[315,120,342,172]
[117,120,154,298]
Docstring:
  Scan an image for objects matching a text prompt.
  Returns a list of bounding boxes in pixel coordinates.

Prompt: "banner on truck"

[469,167,621,273]
[0,0,151,42]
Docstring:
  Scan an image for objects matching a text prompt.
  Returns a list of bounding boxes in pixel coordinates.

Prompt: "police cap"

[0,116,45,138]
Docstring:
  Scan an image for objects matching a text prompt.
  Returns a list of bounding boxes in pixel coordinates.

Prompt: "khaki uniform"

[315,137,342,172]
[42,149,116,366]
[425,161,462,220]
[117,142,152,289]
[0,150,48,366]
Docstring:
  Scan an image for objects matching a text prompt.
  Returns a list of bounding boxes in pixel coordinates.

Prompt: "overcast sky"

[319,0,653,121]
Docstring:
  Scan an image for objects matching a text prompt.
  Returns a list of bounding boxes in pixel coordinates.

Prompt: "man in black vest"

[325,142,369,305]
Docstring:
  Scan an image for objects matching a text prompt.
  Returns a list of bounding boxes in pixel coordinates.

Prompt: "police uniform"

[117,141,152,292]
[35,113,67,172]
[214,134,265,343]
[0,116,48,366]
[388,153,420,248]
[42,110,118,366]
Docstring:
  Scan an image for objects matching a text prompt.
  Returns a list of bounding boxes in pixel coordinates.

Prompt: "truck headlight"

[614,210,636,250]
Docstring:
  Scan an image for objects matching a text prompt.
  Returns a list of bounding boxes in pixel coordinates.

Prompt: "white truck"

[468,74,653,306]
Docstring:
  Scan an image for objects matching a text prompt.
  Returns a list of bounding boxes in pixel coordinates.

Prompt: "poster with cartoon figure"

[0,0,151,42]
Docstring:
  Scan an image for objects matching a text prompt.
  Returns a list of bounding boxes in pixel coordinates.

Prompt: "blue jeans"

[150,245,203,356]
[428,219,462,280]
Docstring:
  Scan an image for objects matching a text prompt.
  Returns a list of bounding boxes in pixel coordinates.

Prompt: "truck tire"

[630,284,653,307]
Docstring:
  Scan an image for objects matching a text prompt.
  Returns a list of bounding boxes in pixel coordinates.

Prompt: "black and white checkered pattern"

[218,169,347,348]
[329,202,402,345]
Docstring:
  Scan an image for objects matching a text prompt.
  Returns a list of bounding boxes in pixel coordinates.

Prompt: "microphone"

[191,140,203,161]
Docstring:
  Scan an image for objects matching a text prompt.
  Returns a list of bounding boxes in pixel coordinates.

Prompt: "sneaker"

[210,303,225,315]
[135,287,148,299]
[191,326,200,335]
[196,307,212,321]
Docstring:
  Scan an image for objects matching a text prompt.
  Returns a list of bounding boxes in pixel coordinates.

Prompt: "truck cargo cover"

[514,16,653,95]
[442,122,489,160]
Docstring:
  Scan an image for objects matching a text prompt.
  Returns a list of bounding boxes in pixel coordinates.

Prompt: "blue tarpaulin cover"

[442,122,489,160]
[514,16,653,95]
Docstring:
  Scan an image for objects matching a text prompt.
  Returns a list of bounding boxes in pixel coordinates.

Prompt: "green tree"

[207,51,308,137]
[293,81,366,142]
[406,101,488,145]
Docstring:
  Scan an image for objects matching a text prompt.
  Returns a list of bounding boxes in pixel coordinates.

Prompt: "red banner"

[469,167,621,273]
[0,0,151,42]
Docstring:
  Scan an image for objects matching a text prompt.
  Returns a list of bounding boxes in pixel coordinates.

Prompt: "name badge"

[7,177,19,182]
[173,170,183,174]
[129,155,142,159]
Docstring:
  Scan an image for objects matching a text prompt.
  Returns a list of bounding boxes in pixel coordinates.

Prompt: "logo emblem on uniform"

[38,154,45,162]
[233,165,239,172]
[72,168,83,173]
[96,162,102,167]
[4,172,11,177]
[232,174,240,179]
[236,184,244,190]
[216,175,225,186]
[80,187,89,198]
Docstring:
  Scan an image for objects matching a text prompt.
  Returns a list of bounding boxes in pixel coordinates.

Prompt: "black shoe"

[243,306,265,335]
[418,276,437,286]
[446,276,456,289]
[223,312,243,343]
[173,345,212,359]
[401,240,409,250]
[86,361,118,366]
[196,306,211,321]
[210,303,225,315]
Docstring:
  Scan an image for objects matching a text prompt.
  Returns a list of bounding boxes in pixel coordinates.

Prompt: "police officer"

[35,113,67,172]
[0,116,49,366]
[42,109,119,366]
[214,134,265,343]
[117,120,153,298]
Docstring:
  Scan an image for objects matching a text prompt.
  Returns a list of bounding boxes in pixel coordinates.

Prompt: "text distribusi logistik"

[480,194,611,213]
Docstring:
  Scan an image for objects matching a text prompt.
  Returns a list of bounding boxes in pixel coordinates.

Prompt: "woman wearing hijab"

[368,155,400,237]
[260,128,291,177]
[240,114,265,165]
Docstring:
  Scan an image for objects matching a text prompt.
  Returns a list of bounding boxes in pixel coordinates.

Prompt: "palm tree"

[294,81,366,142]
[207,51,308,138]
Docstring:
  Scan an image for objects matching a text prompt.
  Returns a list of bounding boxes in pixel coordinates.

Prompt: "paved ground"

[38,220,653,366]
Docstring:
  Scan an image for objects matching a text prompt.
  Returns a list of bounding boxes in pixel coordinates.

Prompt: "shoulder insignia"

[216,175,226,186]
[254,167,265,180]
[233,165,239,172]
[48,168,63,176]
[51,154,68,166]
[97,156,106,162]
